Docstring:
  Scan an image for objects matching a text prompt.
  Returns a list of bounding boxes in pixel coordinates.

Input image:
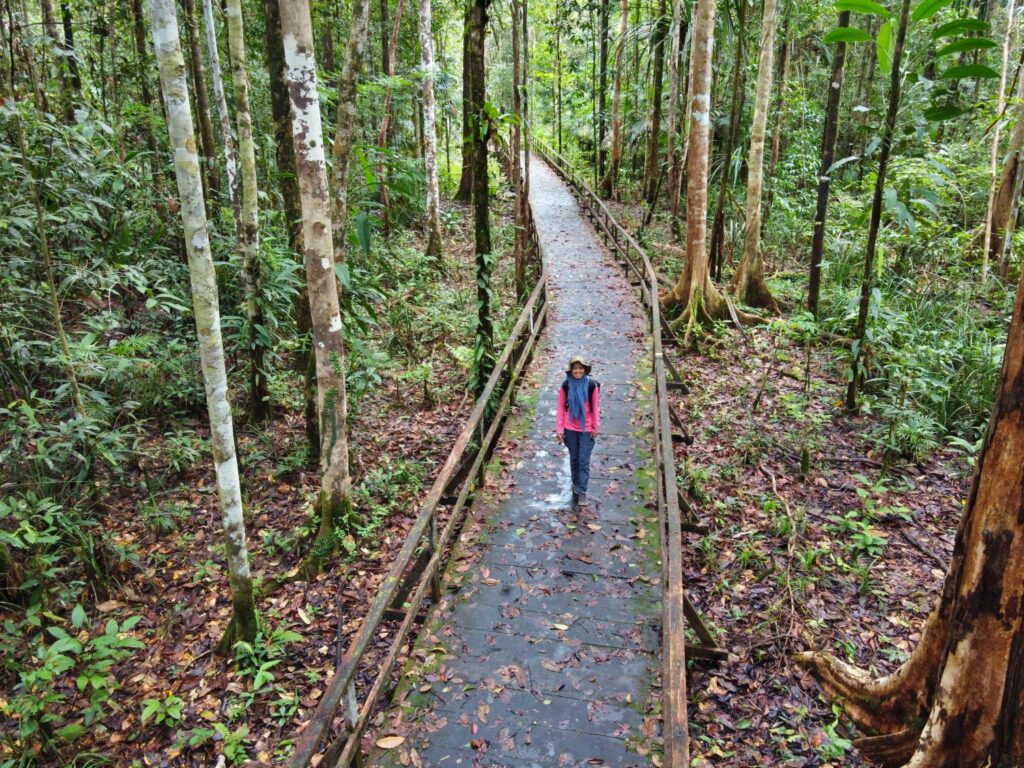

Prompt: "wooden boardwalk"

[369,159,662,767]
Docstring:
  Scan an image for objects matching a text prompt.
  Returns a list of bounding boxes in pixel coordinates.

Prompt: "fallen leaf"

[376,735,405,749]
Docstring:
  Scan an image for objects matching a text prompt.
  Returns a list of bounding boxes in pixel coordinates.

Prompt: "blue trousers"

[564,429,594,493]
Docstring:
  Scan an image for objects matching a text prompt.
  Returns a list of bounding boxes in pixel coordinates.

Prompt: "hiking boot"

[577,492,589,507]
[571,490,579,505]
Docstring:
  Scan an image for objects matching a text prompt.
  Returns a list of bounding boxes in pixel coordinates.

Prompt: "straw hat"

[565,355,592,375]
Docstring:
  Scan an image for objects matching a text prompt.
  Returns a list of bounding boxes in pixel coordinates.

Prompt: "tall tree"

[149,0,257,649]
[798,255,1024,768]
[845,0,911,412]
[996,74,1024,279]
[987,8,1019,276]
[665,0,688,222]
[224,0,269,420]
[455,7,474,203]
[643,0,668,204]
[419,0,444,260]
[762,8,789,228]
[511,0,525,294]
[600,0,627,197]
[39,0,73,121]
[376,0,407,235]
[522,0,530,204]
[202,0,239,241]
[264,0,318,460]
[180,0,220,203]
[131,0,161,186]
[60,1,81,95]
[807,11,850,318]
[708,0,746,279]
[597,0,610,181]
[329,0,371,262]
[974,0,1015,282]
[731,0,781,311]
[281,0,356,561]
[663,0,729,328]
[468,0,493,392]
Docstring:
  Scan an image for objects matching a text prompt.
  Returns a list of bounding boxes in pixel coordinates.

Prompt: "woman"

[555,355,601,507]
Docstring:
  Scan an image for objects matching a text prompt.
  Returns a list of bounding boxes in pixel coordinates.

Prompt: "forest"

[1,0,1023,764]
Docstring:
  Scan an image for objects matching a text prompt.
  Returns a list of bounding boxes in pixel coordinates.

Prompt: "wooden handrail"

[286,204,550,767]
[534,142,691,768]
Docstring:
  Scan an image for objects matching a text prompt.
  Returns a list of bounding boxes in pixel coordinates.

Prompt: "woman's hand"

[555,431,564,444]
[589,430,599,441]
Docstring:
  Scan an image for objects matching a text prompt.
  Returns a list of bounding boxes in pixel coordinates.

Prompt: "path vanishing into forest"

[368,159,663,766]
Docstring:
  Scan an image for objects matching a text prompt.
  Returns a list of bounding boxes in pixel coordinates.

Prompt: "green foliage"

[1,606,143,756]
[233,627,303,695]
[140,693,185,727]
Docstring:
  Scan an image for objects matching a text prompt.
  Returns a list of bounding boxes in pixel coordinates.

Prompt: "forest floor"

[607,197,971,766]
[22,196,525,767]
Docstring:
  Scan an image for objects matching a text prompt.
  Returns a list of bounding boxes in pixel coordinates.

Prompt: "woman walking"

[556,355,601,506]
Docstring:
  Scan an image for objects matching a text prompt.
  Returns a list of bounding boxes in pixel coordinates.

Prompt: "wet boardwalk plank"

[368,158,661,768]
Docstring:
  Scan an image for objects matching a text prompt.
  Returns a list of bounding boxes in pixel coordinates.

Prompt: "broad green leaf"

[936,37,997,57]
[356,212,372,255]
[940,64,1000,79]
[911,0,954,22]
[835,0,890,19]
[824,27,874,43]
[825,155,861,174]
[932,18,989,38]
[877,20,895,74]
[923,104,970,121]
[71,605,86,629]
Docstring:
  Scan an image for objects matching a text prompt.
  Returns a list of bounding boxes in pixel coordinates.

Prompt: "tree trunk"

[807,11,849,319]
[797,247,1024,768]
[663,0,729,331]
[511,0,524,295]
[663,0,683,219]
[522,0,530,203]
[320,24,336,85]
[39,0,73,121]
[643,0,668,204]
[420,0,444,260]
[329,0,370,263]
[980,0,1017,284]
[597,0,609,181]
[109,6,127,163]
[600,0,628,198]
[60,2,81,94]
[708,0,745,281]
[180,0,220,203]
[762,8,789,229]
[281,0,356,563]
[264,0,317,462]
[846,0,911,412]
[379,0,390,78]
[468,0,493,393]
[148,0,256,649]
[988,19,1024,274]
[376,0,406,236]
[731,0,780,311]
[555,20,562,154]
[455,9,473,203]
[222,0,269,420]
[131,0,161,187]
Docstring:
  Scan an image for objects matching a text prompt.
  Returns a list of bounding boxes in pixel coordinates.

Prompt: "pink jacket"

[557,383,601,434]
